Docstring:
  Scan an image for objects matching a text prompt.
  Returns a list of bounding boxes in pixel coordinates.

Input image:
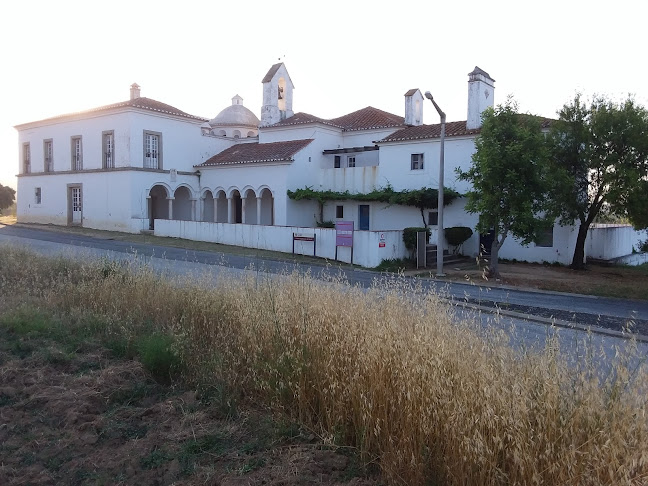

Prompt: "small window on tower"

[336,205,344,218]
[334,155,341,168]
[347,156,356,168]
[35,187,42,204]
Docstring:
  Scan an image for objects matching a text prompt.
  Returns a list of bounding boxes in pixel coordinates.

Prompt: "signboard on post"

[335,221,354,264]
[293,233,316,257]
[379,232,386,248]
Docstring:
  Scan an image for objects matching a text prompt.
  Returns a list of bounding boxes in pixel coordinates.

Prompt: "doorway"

[358,205,370,230]
[67,184,82,226]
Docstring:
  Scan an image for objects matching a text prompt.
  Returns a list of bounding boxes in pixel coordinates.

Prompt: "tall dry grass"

[1,245,647,485]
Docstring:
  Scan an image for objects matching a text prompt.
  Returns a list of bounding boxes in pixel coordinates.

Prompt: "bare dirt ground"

[437,259,648,300]
[0,326,380,486]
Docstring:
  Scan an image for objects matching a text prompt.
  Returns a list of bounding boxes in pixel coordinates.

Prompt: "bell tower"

[467,66,495,130]
[260,63,294,127]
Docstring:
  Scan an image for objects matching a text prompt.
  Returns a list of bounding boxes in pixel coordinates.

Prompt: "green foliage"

[136,333,182,383]
[445,226,473,247]
[402,227,430,251]
[287,185,460,227]
[548,94,648,267]
[0,183,15,214]
[457,98,553,277]
[373,257,414,272]
[316,220,335,228]
[639,238,648,253]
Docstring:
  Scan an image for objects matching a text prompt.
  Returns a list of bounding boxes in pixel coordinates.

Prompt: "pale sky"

[1,0,646,190]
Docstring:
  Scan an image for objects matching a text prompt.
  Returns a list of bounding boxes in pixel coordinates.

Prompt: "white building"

[16,63,634,267]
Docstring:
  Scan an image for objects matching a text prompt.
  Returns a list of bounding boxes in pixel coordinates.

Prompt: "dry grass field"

[1,245,647,485]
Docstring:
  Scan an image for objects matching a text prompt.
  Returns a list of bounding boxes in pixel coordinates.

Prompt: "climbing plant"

[287,186,460,226]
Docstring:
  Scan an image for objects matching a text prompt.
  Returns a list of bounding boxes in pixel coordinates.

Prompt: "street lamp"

[424,91,446,277]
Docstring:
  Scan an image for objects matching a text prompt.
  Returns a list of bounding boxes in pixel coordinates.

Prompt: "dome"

[209,95,259,128]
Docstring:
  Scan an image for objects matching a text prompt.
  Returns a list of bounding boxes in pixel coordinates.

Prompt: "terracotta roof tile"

[16,97,206,127]
[377,116,553,143]
[197,139,313,167]
[329,106,404,131]
[268,106,404,132]
[377,121,480,142]
[404,89,419,96]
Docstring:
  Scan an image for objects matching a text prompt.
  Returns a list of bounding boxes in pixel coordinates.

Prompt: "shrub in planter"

[445,226,473,254]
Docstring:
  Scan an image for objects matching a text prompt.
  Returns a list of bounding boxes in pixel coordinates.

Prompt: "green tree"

[548,95,648,268]
[0,184,15,215]
[457,99,553,278]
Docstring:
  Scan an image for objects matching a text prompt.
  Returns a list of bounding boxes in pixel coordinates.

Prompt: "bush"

[316,220,335,228]
[402,227,430,251]
[445,226,473,254]
[640,238,648,253]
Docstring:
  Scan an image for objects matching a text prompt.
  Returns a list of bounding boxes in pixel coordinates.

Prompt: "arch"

[230,189,242,223]
[259,187,274,226]
[247,131,256,138]
[173,186,193,221]
[233,129,241,139]
[202,189,214,222]
[145,182,172,199]
[226,186,241,199]
[241,186,257,198]
[218,129,226,137]
[243,188,257,224]
[148,184,170,230]
[215,190,228,223]
[173,183,197,200]
[278,77,286,111]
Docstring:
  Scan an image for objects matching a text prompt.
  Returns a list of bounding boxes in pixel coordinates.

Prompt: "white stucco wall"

[154,219,408,267]
[587,224,647,260]
[377,137,476,193]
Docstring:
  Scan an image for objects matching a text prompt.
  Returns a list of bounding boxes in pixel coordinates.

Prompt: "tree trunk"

[571,222,589,270]
[488,239,502,279]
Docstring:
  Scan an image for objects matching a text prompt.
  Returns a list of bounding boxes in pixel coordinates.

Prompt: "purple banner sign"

[335,221,354,247]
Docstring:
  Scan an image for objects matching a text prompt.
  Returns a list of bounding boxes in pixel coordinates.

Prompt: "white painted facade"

[15,63,643,268]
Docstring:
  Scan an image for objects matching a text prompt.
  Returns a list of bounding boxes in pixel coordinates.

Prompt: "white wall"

[587,224,647,260]
[154,219,408,267]
[377,137,476,193]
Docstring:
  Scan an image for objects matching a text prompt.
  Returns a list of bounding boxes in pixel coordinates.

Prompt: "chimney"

[404,89,424,126]
[466,67,495,130]
[130,83,141,100]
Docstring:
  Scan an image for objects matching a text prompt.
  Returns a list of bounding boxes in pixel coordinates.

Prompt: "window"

[411,153,424,170]
[35,187,41,204]
[71,136,83,171]
[347,156,356,168]
[143,131,162,169]
[103,131,114,169]
[44,140,53,172]
[428,210,438,226]
[334,155,341,168]
[233,130,241,139]
[22,143,30,174]
[535,227,554,247]
[336,205,344,218]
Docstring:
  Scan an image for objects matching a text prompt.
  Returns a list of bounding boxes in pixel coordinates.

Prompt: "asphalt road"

[1,223,646,372]
[1,223,647,340]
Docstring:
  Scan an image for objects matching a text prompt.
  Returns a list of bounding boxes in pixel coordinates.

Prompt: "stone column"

[199,197,205,222]
[191,199,197,221]
[167,197,174,220]
[256,197,262,225]
[241,196,247,224]
[213,198,218,223]
[227,197,233,223]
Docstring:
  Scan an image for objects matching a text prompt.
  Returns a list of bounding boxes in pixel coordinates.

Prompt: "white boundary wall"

[154,220,409,268]
[587,224,647,260]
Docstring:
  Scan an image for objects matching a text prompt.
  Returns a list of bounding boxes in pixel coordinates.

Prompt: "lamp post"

[424,91,446,277]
